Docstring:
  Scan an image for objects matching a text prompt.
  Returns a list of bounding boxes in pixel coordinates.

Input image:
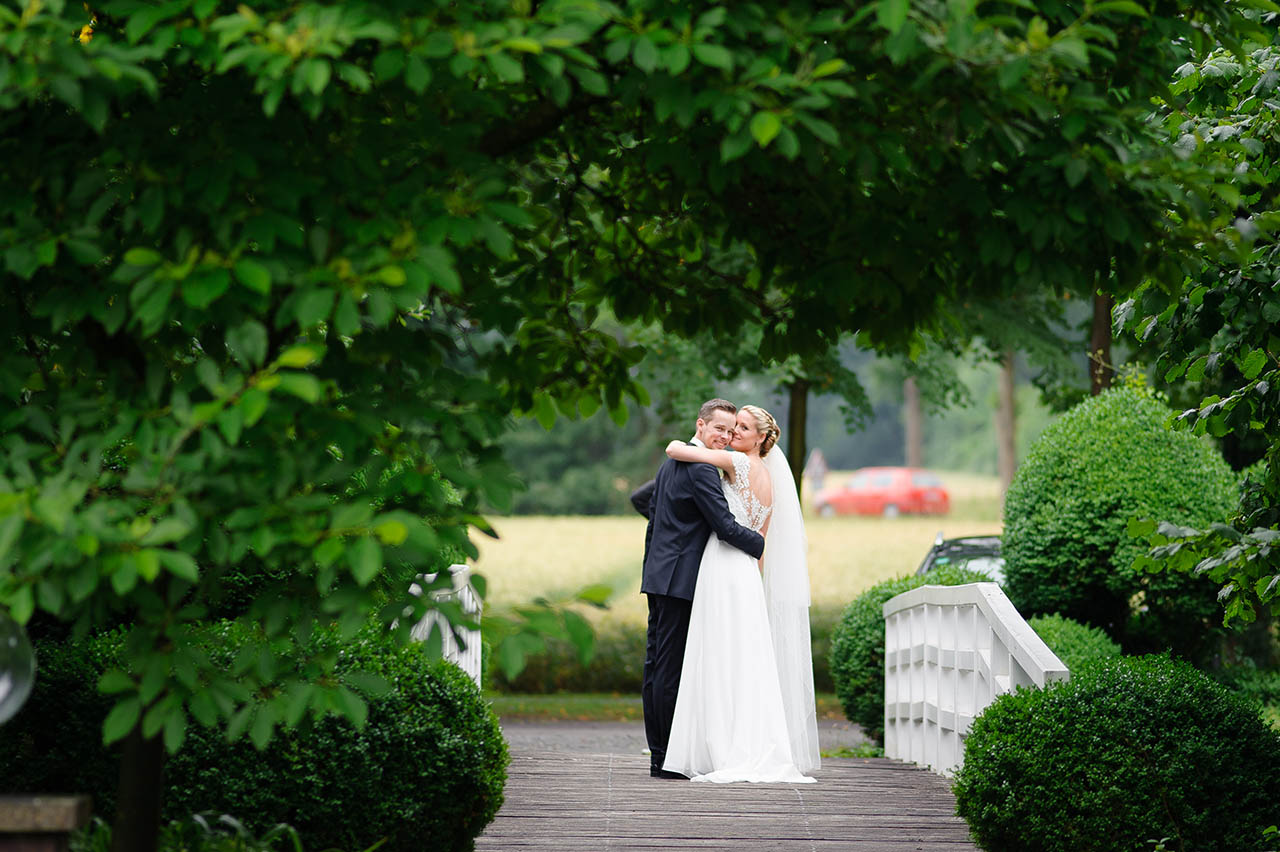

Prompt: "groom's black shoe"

[650,766,687,780]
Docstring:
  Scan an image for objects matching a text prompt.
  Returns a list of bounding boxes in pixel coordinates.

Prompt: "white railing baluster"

[411,563,483,686]
[882,583,1068,776]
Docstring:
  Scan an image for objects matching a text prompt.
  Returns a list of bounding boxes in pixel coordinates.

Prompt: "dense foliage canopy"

[1123,27,1280,627]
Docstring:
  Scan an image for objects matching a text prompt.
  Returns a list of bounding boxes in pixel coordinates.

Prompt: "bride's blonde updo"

[741,405,781,456]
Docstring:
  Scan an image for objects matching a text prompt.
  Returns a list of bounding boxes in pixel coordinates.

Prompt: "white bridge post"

[411,563,482,686]
[883,582,1068,776]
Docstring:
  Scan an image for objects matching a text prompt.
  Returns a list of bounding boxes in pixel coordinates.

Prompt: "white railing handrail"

[882,582,1068,776]
[410,563,482,686]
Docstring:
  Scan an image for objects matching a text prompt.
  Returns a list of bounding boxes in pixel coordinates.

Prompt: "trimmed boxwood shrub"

[828,564,992,744]
[953,654,1280,852]
[1026,613,1121,673]
[1,625,507,852]
[1002,387,1236,662]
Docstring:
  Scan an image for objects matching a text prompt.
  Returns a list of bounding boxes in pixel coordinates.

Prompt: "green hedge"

[828,565,992,744]
[1002,387,1236,662]
[492,608,842,694]
[953,655,1280,852]
[1026,613,1121,673]
[2,626,507,852]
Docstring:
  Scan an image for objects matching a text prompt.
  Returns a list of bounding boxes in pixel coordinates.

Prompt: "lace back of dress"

[728,452,772,532]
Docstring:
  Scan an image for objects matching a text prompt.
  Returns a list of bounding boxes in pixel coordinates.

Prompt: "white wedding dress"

[662,451,815,783]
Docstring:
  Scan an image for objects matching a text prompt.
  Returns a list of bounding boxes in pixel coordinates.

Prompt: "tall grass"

[473,470,1004,632]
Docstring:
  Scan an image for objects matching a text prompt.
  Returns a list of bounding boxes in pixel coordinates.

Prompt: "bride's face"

[731,413,761,453]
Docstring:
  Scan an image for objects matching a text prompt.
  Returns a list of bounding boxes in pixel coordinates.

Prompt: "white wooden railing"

[410,563,482,686]
[882,582,1068,776]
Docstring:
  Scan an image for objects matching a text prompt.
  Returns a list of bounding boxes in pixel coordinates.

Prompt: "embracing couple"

[635,398,819,783]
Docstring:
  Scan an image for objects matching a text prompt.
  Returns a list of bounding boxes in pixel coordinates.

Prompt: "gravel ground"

[498,718,872,755]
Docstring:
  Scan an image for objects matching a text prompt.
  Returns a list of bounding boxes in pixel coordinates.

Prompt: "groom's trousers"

[642,592,693,772]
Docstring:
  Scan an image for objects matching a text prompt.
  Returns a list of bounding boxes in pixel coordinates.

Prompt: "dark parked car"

[915,533,1004,584]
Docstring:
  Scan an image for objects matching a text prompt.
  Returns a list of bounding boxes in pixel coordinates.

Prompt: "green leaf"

[405,56,431,94]
[276,373,323,403]
[124,248,162,267]
[347,536,382,586]
[303,59,331,95]
[532,393,557,430]
[0,513,23,563]
[691,44,734,71]
[163,711,187,753]
[334,686,368,728]
[240,387,270,426]
[720,128,753,163]
[158,550,200,582]
[1064,158,1088,188]
[103,697,142,746]
[1187,354,1209,383]
[1240,348,1267,381]
[419,245,462,294]
[373,518,408,545]
[250,703,277,749]
[664,44,691,75]
[313,537,345,568]
[877,0,909,33]
[276,344,323,369]
[182,269,231,309]
[233,258,271,293]
[343,670,391,698]
[1094,0,1149,15]
[225,320,268,368]
[99,669,135,694]
[498,637,526,681]
[750,111,782,147]
[1127,517,1157,538]
[294,289,334,328]
[562,609,596,664]
[575,583,613,607]
[373,48,405,83]
[812,59,845,78]
[633,37,659,73]
[488,51,525,83]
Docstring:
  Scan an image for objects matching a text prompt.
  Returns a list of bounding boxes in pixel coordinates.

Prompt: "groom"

[637,398,765,778]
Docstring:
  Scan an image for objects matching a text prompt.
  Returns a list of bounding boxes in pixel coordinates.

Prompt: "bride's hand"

[665,440,685,457]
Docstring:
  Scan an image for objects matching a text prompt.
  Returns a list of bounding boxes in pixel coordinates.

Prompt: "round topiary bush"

[829,564,992,744]
[1026,613,1121,673]
[953,654,1280,852]
[0,624,507,852]
[1002,386,1236,661]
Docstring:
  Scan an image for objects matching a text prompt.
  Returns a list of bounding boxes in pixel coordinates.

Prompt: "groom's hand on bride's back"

[630,479,655,519]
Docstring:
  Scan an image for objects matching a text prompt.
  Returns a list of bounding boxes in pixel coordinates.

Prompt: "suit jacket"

[630,478,656,518]
[640,451,765,601]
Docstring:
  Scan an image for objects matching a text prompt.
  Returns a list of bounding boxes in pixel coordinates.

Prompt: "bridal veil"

[762,448,821,773]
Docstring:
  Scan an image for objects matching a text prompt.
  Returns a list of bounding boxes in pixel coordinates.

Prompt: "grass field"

[472,470,1004,630]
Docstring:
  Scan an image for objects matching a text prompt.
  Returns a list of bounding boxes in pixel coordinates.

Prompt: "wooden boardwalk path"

[477,750,979,851]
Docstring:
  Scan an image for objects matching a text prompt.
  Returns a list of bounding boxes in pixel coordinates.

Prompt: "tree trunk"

[996,350,1017,496]
[903,375,923,468]
[110,726,165,852]
[1090,291,1114,395]
[786,379,809,500]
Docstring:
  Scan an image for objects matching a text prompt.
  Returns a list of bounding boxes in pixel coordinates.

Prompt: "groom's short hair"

[698,398,737,421]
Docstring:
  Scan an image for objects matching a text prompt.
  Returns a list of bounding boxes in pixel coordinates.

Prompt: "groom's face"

[696,410,737,450]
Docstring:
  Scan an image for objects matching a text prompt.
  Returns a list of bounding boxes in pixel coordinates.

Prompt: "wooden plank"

[477,748,979,851]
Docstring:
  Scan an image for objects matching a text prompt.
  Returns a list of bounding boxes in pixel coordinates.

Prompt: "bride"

[661,405,820,783]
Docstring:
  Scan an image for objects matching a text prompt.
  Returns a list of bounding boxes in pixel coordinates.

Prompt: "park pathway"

[478,723,979,851]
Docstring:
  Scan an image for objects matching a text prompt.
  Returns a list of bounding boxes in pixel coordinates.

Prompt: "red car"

[813,467,950,518]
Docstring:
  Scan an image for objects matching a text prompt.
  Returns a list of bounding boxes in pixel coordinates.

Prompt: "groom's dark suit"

[638,445,765,776]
